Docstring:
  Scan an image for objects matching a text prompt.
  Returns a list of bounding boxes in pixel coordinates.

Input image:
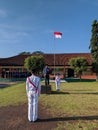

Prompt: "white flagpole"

[53,32,62,77]
[54,36,55,77]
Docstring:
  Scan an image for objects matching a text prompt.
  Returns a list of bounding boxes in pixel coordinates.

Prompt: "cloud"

[0,23,29,42]
[0,30,28,41]
[0,9,7,17]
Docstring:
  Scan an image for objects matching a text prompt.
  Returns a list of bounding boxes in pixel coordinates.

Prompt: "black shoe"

[29,120,33,122]
[33,118,40,122]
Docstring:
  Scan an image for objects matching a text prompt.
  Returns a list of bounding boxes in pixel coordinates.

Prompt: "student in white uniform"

[55,73,61,91]
[26,69,41,122]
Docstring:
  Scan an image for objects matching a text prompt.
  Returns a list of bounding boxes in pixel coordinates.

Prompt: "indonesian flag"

[54,32,62,38]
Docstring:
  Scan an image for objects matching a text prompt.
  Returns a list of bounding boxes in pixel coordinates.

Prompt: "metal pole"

[54,37,55,77]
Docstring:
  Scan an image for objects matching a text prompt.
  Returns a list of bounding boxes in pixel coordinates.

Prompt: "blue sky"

[0,0,98,58]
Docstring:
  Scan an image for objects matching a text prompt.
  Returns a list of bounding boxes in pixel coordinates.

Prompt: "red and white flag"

[54,32,62,38]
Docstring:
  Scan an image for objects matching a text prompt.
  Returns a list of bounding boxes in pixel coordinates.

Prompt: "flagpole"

[53,32,62,78]
[54,36,56,77]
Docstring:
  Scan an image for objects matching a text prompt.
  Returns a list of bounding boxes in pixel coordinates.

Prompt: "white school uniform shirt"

[55,75,60,83]
[26,74,41,96]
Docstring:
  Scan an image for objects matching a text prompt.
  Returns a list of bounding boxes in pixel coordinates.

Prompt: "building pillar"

[74,71,77,78]
[0,67,2,78]
[65,68,68,78]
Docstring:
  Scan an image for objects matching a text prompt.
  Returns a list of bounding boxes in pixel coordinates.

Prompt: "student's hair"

[31,69,36,74]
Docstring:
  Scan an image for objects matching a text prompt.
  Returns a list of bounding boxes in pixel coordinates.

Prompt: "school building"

[0,53,96,79]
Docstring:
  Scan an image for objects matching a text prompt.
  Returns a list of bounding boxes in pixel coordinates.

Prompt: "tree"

[24,55,45,74]
[32,51,44,54]
[19,52,31,55]
[89,20,98,81]
[69,57,88,79]
[18,51,44,55]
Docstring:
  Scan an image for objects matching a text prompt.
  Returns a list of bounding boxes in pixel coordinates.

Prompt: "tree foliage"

[69,57,88,78]
[32,51,44,54]
[89,20,98,80]
[89,20,98,72]
[18,51,44,55]
[19,52,31,55]
[24,55,45,73]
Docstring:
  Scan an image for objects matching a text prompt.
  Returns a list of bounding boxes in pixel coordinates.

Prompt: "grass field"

[0,82,27,106]
[0,81,98,130]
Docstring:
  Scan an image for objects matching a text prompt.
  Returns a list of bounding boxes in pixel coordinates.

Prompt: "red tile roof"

[0,53,92,66]
[43,53,92,66]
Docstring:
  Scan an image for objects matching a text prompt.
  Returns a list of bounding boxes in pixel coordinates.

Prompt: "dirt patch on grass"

[0,82,57,130]
[0,103,58,130]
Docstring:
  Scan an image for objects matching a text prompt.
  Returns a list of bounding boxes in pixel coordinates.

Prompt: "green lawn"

[41,82,98,130]
[0,81,98,130]
[0,82,27,106]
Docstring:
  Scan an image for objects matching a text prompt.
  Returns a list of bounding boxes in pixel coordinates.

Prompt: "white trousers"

[28,91,38,122]
[55,81,60,90]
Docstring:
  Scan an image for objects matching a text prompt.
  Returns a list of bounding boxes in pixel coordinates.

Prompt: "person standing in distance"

[43,64,51,86]
[26,69,41,122]
[55,73,61,91]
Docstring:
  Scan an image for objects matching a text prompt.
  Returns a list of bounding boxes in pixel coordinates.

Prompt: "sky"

[0,0,98,58]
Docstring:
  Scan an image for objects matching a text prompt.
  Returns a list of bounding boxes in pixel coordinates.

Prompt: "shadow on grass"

[0,84,11,89]
[51,91,98,95]
[0,82,18,89]
[38,115,98,122]
[51,91,70,94]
